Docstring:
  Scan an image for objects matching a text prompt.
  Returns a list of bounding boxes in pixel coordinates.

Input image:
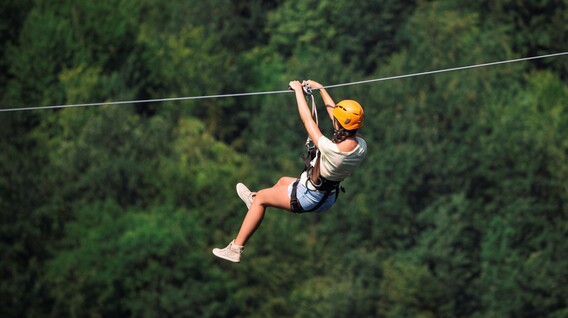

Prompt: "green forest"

[1,0,567,317]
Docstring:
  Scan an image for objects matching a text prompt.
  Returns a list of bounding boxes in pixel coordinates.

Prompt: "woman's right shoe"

[236,183,254,209]
[212,240,244,263]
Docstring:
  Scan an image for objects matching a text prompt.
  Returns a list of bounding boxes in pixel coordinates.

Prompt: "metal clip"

[302,83,313,95]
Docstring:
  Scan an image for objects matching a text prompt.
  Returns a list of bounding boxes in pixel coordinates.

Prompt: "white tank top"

[299,135,367,189]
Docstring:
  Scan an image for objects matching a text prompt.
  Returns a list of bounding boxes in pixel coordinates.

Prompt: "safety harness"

[290,84,342,213]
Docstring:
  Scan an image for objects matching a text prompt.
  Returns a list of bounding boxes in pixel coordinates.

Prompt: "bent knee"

[275,176,295,187]
[254,186,291,209]
[276,177,289,186]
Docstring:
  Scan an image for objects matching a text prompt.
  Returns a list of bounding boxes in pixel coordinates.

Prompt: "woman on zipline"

[213,80,367,263]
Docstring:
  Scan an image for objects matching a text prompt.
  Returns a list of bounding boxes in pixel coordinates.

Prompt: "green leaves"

[45,202,235,317]
[1,0,568,317]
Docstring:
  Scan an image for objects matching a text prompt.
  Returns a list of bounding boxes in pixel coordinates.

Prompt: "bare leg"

[234,177,296,246]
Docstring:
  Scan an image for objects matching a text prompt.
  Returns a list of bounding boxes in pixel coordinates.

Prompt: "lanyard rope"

[303,83,318,147]
[300,83,320,174]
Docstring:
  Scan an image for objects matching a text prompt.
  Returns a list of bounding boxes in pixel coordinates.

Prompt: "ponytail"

[333,127,357,143]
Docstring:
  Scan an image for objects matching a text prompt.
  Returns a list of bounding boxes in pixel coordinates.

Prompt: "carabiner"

[302,83,313,95]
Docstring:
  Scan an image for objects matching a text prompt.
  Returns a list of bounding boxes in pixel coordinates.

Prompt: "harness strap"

[290,180,303,213]
[290,179,341,213]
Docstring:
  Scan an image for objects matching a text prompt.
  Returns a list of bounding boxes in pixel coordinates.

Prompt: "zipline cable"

[322,51,568,89]
[1,51,567,113]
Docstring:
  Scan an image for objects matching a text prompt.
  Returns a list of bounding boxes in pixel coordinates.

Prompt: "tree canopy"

[1,0,567,317]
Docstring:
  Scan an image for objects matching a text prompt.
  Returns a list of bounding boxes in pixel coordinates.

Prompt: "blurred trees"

[44,203,238,317]
[1,0,567,317]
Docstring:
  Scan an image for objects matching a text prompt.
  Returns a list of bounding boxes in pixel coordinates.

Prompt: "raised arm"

[302,80,336,124]
[289,80,324,147]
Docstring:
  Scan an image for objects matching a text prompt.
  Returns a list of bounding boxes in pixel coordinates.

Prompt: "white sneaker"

[236,183,254,209]
[212,240,244,263]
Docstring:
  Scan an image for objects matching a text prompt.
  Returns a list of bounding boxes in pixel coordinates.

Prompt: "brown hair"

[333,128,357,143]
[332,118,358,143]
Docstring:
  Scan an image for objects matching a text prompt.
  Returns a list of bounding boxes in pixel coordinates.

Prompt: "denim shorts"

[288,180,337,213]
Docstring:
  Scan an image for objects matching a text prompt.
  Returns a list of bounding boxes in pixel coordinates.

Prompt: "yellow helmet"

[333,100,364,130]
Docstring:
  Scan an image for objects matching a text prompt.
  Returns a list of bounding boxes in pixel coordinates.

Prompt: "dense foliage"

[1,0,567,317]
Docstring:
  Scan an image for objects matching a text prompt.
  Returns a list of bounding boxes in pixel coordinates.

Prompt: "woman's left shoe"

[236,183,254,209]
[212,240,244,263]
